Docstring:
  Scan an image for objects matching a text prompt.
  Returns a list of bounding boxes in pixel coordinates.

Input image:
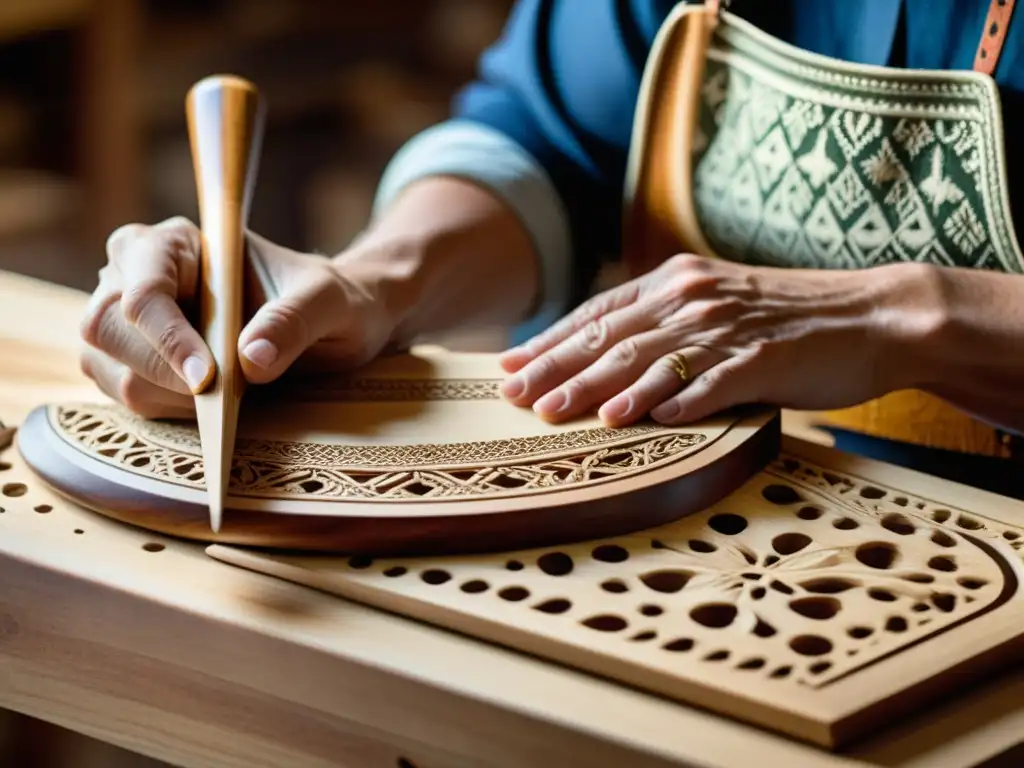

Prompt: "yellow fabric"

[821,393,1006,457]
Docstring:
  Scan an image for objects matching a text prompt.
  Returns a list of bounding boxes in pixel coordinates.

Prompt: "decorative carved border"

[49,404,715,501]
[290,377,503,402]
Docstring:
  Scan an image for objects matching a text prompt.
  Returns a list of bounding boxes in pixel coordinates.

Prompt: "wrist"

[864,261,951,392]
[332,176,541,344]
[330,230,430,344]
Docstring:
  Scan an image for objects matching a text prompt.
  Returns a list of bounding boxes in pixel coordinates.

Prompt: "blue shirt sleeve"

[451,0,666,308]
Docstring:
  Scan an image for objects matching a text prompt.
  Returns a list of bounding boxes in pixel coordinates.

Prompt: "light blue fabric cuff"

[372,119,573,329]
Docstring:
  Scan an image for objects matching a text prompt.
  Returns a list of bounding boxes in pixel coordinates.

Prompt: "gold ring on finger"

[664,350,691,384]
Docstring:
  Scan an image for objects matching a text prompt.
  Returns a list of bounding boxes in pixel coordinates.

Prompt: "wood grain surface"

[3,268,1024,767]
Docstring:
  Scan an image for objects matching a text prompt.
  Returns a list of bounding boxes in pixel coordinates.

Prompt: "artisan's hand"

[79,217,397,419]
[499,254,930,427]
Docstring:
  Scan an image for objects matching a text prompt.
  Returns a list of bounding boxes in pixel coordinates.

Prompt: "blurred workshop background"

[0,0,512,765]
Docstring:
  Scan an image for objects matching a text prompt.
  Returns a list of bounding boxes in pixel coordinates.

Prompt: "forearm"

[335,175,541,339]
[891,264,1024,433]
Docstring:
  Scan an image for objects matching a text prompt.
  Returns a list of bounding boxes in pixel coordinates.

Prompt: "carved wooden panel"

[207,446,1024,750]
[16,348,780,555]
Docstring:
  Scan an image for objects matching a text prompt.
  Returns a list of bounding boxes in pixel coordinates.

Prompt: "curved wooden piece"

[186,75,266,532]
[16,348,781,556]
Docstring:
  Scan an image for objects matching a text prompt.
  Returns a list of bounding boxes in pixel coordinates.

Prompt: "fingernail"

[534,389,567,416]
[601,394,632,421]
[651,400,680,422]
[502,375,525,399]
[182,355,211,392]
[242,339,278,369]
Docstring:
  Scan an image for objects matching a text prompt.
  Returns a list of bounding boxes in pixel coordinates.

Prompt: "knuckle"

[692,298,741,326]
[161,228,199,264]
[681,272,724,298]
[578,317,609,351]
[689,303,716,327]
[154,320,192,364]
[563,375,591,403]
[105,223,145,258]
[79,311,101,348]
[609,337,640,367]
[646,287,685,320]
[116,371,147,415]
[745,339,771,361]
[157,215,197,232]
[700,366,725,390]
[262,300,313,346]
[568,305,598,332]
[310,261,347,298]
[79,293,118,348]
[115,371,166,420]
[702,359,741,390]
[120,279,170,325]
[666,253,706,273]
[530,351,561,383]
[79,352,95,381]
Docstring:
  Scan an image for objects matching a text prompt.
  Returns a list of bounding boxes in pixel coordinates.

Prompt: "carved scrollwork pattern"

[769,455,1024,556]
[289,377,503,402]
[326,454,1021,687]
[49,403,712,501]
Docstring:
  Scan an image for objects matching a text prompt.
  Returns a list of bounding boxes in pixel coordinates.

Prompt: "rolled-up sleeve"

[373,0,648,331]
[373,119,573,330]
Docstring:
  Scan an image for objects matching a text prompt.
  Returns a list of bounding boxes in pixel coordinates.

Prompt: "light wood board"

[206,441,1024,749]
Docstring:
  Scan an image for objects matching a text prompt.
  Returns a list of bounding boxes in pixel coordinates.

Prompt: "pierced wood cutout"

[16,348,780,555]
[206,448,1024,750]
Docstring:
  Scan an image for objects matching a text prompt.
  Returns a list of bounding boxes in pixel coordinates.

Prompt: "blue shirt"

[453,0,1024,307]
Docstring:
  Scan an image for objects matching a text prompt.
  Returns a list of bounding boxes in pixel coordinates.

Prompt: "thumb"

[237,265,349,384]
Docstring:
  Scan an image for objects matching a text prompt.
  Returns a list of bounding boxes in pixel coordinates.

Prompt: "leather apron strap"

[975,0,1018,73]
[708,0,1017,74]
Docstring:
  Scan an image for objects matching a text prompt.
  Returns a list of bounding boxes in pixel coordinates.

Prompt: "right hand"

[80,216,400,419]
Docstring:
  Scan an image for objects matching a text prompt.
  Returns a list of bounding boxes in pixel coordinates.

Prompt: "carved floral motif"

[330,454,1022,686]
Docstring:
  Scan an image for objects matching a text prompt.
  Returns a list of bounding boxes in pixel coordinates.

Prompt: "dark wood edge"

[16,405,781,556]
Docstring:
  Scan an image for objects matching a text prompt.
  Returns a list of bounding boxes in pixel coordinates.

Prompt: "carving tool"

[185,75,266,532]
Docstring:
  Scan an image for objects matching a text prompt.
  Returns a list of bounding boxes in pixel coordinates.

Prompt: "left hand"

[498,254,928,427]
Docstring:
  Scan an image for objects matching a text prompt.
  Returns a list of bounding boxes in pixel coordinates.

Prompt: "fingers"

[649,349,759,424]
[84,217,215,395]
[599,346,728,426]
[526,328,678,421]
[81,347,195,420]
[502,302,658,407]
[116,219,213,393]
[82,279,194,396]
[237,263,351,384]
[499,279,644,372]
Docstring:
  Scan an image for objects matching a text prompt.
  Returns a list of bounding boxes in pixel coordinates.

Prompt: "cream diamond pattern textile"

[690,43,1024,275]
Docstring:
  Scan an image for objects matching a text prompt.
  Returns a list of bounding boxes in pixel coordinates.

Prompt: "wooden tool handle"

[186,75,266,532]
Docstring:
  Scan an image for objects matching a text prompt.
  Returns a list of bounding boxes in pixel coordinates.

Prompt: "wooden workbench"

[1,267,1022,768]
